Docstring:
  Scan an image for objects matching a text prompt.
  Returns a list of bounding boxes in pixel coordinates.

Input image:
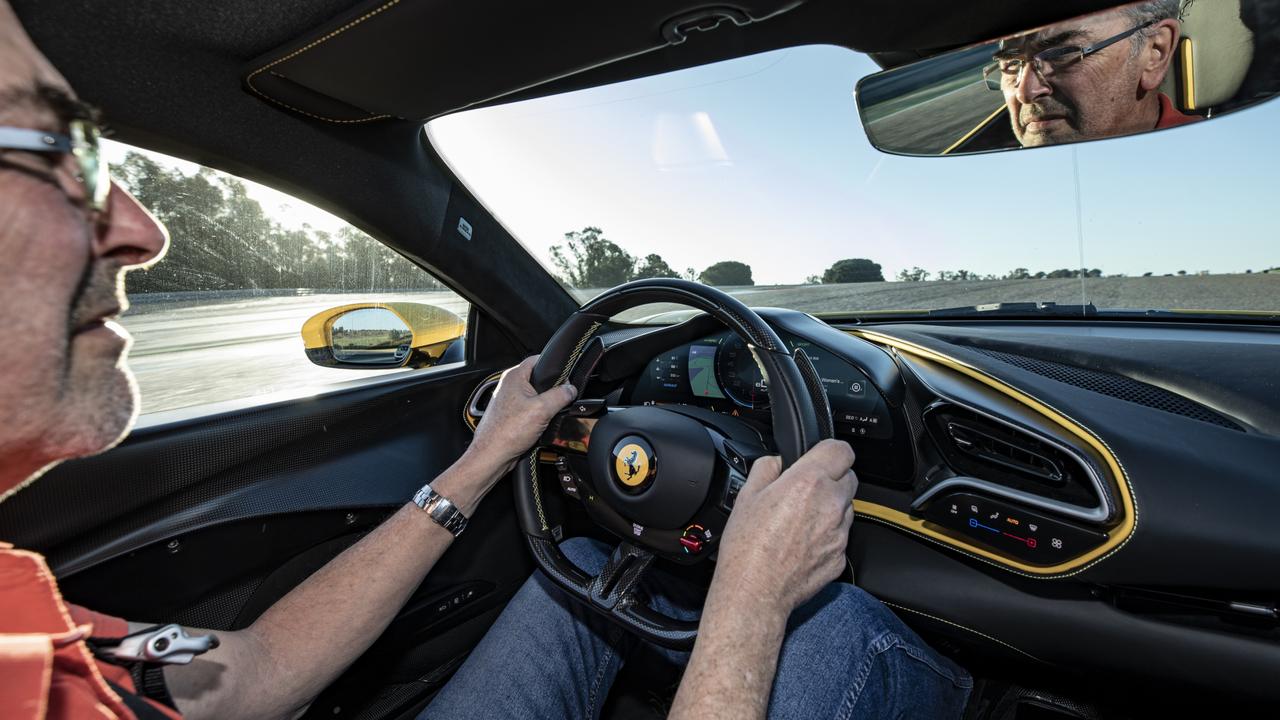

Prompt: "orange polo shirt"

[1156,92,1203,130]
[0,542,182,720]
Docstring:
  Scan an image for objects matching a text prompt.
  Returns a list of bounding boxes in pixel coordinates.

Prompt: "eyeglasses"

[982,20,1155,91]
[0,119,109,212]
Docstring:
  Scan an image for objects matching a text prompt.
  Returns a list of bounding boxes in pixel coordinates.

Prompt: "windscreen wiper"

[924,302,1099,317]
[830,303,1278,324]
[925,304,1280,321]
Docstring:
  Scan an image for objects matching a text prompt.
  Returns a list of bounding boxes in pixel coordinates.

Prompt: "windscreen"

[427,44,1278,319]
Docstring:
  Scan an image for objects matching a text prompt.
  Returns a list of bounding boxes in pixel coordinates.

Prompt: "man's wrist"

[412,484,469,536]
[671,575,787,719]
[708,558,795,621]
[422,450,505,517]
[705,580,788,636]
[460,445,511,482]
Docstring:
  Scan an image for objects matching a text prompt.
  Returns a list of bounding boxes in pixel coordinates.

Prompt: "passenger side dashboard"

[595,309,1280,705]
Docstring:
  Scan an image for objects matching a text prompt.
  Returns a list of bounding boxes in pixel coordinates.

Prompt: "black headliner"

[11,0,1127,347]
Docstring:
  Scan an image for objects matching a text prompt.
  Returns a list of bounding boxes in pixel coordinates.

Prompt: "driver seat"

[1161,0,1255,113]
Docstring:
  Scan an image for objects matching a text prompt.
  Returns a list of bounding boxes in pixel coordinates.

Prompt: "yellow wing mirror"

[301,302,465,369]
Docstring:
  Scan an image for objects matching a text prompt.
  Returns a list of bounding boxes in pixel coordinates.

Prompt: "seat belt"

[103,678,180,720]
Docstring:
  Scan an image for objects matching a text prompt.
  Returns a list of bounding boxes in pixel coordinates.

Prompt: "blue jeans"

[422,538,971,720]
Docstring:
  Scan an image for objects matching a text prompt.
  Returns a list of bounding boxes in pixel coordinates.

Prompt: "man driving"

[989,0,1200,147]
[0,1,969,717]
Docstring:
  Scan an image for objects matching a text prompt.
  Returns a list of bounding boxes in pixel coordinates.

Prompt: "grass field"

[581,273,1280,321]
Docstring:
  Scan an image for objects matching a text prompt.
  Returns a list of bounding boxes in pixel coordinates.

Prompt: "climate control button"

[923,491,1108,565]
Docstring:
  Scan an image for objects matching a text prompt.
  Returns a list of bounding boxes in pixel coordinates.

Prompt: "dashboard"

[534,307,1280,704]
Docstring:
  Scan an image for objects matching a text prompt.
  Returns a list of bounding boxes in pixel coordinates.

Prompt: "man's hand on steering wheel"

[712,440,858,617]
[468,355,577,475]
[436,356,576,515]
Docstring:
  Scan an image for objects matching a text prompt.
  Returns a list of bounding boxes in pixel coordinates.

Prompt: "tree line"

[549,228,893,288]
[551,228,1279,287]
[548,229,1124,288]
[115,151,441,294]
[549,227,758,287]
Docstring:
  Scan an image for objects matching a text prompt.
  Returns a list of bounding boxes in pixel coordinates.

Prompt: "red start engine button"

[680,524,709,554]
[679,536,703,553]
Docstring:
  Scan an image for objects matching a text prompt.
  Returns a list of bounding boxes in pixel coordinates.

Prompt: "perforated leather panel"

[971,348,1244,431]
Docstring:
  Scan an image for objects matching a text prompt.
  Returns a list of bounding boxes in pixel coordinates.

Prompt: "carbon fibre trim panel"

[794,347,835,440]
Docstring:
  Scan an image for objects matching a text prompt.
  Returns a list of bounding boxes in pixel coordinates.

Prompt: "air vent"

[463,372,503,431]
[924,403,1099,508]
[945,419,1065,485]
[969,348,1243,432]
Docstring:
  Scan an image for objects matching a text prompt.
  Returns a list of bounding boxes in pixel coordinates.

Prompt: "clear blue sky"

[428,44,1278,285]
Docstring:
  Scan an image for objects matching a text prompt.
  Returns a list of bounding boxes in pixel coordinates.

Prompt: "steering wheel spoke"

[711,431,771,476]
[587,542,699,647]
[587,542,653,611]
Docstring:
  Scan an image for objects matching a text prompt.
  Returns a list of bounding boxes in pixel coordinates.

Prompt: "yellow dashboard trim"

[846,329,1137,578]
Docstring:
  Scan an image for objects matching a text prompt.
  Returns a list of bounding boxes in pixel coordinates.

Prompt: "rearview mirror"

[301,302,466,369]
[856,0,1278,155]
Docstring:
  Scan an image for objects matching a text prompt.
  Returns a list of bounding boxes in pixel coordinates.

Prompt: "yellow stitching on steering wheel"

[529,450,548,531]
[533,321,602,531]
[556,322,602,387]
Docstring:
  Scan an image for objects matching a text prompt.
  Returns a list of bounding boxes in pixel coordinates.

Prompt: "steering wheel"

[515,278,834,649]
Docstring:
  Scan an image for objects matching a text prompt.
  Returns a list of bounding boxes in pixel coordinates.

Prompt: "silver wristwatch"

[412,483,469,537]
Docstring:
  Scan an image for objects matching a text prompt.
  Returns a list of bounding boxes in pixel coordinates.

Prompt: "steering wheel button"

[568,398,606,417]
[560,476,579,498]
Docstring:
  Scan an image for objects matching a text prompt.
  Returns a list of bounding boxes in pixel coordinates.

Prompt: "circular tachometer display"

[715,335,770,410]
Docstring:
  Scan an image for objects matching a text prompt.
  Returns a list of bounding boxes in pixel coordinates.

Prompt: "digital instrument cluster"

[629,331,894,443]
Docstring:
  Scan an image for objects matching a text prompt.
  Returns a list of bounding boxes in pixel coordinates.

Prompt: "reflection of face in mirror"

[993,1,1199,146]
[331,308,413,366]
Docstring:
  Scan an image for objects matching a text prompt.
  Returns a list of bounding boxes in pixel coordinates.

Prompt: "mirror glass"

[330,308,413,366]
[857,0,1278,155]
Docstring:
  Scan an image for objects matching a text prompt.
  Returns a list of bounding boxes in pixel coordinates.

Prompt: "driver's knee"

[784,583,971,685]
[556,536,612,575]
[791,583,910,642]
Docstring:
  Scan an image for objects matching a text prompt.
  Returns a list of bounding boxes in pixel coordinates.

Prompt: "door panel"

[2,364,483,572]
[0,354,532,718]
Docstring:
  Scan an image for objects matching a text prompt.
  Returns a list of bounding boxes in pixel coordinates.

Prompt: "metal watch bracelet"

[412,483,469,537]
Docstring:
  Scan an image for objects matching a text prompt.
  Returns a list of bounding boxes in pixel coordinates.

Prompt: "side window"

[107,141,468,417]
